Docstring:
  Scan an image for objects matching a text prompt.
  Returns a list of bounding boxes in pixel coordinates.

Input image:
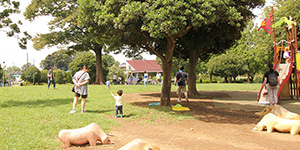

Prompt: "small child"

[110,90,123,118]
[106,79,111,89]
[283,46,291,63]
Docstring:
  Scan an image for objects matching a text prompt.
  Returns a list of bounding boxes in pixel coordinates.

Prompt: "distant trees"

[208,53,247,83]
[68,52,116,84]
[108,63,126,81]
[40,50,74,71]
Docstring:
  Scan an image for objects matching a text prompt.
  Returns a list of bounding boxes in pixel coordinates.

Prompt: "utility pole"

[2,61,5,87]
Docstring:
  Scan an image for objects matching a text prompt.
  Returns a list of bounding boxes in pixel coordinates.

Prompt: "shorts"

[177,86,187,94]
[75,93,88,98]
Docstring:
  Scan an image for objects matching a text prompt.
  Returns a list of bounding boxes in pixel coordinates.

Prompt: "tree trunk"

[160,37,175,106]
[224,77,228,83]
[188,50,200,97]
[228,77,231,83]
[247,73,251,84]
[94,47,105,85]
[160,58,172,106]
[210,74,212,83]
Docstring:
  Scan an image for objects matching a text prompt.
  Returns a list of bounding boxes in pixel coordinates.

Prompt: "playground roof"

[126,60,162,73]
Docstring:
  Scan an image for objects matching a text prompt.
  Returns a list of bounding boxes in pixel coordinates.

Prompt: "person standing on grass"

[113,74,117,84]
[47,66,56,90]
[110,90,124,118]
[70,65,90,113]
[156,72,161,85]
[106,79,111,89]
[144,71,148,86]
[174,65,189,102]
[262,63,279,105]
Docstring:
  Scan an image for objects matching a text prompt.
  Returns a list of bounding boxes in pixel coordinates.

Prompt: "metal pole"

[2,61,5,87]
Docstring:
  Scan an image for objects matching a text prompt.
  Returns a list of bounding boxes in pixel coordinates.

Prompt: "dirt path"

[68,91,300,150]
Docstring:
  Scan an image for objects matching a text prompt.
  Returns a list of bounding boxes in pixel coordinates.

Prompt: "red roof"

[126,60,162,73]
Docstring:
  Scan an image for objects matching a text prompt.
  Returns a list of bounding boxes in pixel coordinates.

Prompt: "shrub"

[21,66,41,84]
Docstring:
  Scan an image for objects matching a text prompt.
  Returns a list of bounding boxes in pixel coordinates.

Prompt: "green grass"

[0,83,261,149]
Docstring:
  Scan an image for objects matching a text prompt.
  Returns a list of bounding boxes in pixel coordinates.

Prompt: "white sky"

[0,0,273,69]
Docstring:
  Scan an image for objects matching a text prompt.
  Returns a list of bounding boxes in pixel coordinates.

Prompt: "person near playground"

[70,65,90,113]
[113,74,117,84]
[174,65,189,102]
[156,72,162,85]
[106,79,111,89]
[144,71,148,86]
[262,63,280,105]
[283,46,291,63]
[47,66,56,90]
[110,90,124,118]
[128,72,134,85]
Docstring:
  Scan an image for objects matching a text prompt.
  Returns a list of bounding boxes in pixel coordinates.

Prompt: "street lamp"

[2,61,5,87]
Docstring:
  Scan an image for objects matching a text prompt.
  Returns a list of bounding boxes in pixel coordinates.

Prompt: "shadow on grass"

[129,91,273,125]
[85,110,111,113]
[0,98,71,108]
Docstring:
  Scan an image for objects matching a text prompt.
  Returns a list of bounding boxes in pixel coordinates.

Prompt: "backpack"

[177,72,186,85]
[268,71,278,86]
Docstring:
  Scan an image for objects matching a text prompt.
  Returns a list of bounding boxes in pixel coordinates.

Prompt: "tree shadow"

[0,98,71,108]
[129,91,274,125]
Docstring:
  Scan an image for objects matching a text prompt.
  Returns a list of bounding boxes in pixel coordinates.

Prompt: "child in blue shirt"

[106,79,111,89]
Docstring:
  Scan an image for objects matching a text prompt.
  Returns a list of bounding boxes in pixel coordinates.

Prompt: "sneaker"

[120,115,123,118]
[186,98,189,102]
[177,99,182,102]
[81,110,85,113]
[115,115,118,118]
[70,109,76,114]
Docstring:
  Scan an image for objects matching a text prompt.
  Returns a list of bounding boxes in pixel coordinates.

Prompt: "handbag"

[72,72,86,93]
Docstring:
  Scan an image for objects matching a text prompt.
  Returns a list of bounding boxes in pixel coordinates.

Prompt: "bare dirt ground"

[68,91,300,150]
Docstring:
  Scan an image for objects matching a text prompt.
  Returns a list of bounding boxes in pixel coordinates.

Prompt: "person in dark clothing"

[262,63,280,105]
[174,65,189,102]
[47,66,56,90]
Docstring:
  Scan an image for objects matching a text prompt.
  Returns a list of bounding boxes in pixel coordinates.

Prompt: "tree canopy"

[78,0,265,105]
[24,0,114,84]
[40,50,74,71]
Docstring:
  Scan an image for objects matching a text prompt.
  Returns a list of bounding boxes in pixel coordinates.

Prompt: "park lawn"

[0,83,261,149]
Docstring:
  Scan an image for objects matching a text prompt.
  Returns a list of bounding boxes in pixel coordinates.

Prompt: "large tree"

[78,0,264,106]
[24,0,114,84]
[175,0,264,96]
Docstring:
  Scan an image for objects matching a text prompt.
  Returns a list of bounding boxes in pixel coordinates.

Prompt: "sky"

[0,0,273,69]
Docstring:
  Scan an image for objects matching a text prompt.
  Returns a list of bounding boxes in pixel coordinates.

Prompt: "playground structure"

[257,7,299,104]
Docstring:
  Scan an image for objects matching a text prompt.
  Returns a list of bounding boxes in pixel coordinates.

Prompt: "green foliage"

[40,50,74,71]
[53,69,72,84]
[21,66,41,84]
[102,54,116,79]
[0,64,3,79]
[227,21,273,82]
[208,53,247,79]
[68,52,97,84]
[0,0,31,49]
[40,69,48,83]
[108,63,126,80]
[21,63,33,73]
